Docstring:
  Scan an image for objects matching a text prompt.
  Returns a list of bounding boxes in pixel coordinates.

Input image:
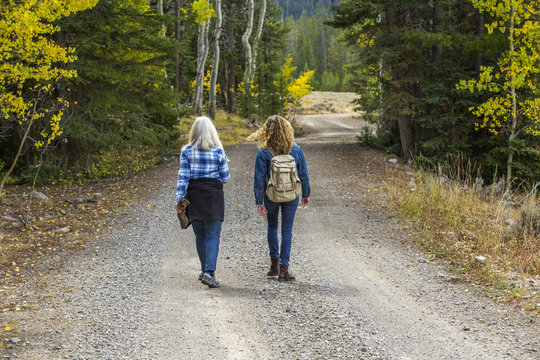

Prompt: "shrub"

[357,126,377,147]
[521,194,540,236]
[21,164,63,186]
[64,147,160,183]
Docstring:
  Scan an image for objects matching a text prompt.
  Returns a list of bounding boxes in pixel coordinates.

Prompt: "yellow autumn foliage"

[0,0,98,148]
[287,71,315,107]
[192,0,215,26]
[191,69,222,95]
[457,0,539,136]
[275,57,315,109]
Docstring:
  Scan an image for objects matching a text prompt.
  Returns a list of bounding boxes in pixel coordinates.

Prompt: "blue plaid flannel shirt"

[176,145,230,201]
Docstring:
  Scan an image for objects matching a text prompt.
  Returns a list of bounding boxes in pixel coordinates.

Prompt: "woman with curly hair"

[250,115,310,281]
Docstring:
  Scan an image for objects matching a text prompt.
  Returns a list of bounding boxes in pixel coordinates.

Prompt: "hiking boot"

[201,272,221,288]
[198,272,204,281]
[267,258,280,276]
[278,265,295,282]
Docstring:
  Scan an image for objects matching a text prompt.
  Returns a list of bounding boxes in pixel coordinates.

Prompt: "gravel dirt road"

[2,114,539,359]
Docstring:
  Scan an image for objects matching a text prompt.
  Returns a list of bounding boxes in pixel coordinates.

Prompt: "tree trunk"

[174,0,181,91]
[242,0,254,90]
[507,3,517,184]
[434,2,443,63]
[320,23,327,73]
[241,0,254,120]
[250,0,266,77]
[387,8,414,160]
[398,116,414,160]
[475,11,484,76]
[377,12,385,127]
[193,21,210,115]
[209,0,223,120]
[157,0,167,78]
[0,102,38,195]
[224,1,235,113]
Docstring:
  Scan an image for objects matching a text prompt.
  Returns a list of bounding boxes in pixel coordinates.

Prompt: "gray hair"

[187,116,225,151]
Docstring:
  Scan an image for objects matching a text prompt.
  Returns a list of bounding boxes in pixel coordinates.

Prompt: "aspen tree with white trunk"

[174,0,182,91]
[241,0,266,121]
[192,0,215,115]
[241,0,254,91]
[223,1,235,113]
[157,0,167,77]
[250,0,266,79]
[209,0,222,120]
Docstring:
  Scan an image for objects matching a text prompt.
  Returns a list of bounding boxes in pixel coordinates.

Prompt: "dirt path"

[299,113,371,142]
[2,114,538,359]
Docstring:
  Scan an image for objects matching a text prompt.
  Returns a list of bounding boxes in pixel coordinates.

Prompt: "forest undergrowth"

[385,164,540,313]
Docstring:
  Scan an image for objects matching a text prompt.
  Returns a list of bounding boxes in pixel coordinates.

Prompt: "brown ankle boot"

[267,258,280,276]
[278,265,295,282]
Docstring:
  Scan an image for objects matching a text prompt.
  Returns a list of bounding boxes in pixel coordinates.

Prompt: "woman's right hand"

[257,204,268,217]
[176,201,183,213]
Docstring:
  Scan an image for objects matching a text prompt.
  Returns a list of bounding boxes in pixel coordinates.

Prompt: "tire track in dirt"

[147,114,538,359]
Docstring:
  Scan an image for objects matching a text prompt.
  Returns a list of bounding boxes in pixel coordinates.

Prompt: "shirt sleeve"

[218,148,230,183]
[296,146,311,199]
[176,148,191,201]
[253,149,267,205]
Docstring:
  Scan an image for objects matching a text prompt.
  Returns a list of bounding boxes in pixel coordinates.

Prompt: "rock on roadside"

[30,191,48,202]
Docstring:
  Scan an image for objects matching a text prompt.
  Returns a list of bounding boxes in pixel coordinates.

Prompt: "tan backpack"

[266,154,301,203]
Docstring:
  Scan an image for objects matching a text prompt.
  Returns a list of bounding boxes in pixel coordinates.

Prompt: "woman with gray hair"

[176,116,230,288]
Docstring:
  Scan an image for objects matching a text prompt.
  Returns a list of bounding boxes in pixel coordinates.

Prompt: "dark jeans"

[191,219,222,272]
[264,197,299,266]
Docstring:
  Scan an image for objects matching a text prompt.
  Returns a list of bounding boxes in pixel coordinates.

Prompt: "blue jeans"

[191,220,222,272]
[264,197,299,266]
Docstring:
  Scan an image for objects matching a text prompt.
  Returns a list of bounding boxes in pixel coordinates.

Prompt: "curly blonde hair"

[247,115,294,154]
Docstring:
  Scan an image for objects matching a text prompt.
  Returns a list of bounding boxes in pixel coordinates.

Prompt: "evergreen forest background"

[0,0,538,189]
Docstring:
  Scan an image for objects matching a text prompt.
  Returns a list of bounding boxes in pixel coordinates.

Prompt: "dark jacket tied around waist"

[185,178,225,224]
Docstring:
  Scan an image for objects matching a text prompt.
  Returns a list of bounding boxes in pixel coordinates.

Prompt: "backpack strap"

[266,147,277,157]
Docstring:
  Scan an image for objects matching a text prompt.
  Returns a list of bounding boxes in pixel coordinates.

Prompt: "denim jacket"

[253,144,310,205]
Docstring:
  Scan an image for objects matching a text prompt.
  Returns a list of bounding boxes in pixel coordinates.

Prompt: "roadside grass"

[386,167,540,312]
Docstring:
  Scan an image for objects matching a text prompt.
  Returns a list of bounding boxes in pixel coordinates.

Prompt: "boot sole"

[201,274,221,288]
[201,278,221,288]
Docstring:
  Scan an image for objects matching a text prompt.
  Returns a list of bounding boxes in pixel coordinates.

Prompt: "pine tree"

[331,0,539,184]
[58,0,179,166]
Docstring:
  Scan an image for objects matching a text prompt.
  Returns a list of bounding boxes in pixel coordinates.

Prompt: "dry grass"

[298,91,358,114]
[386,169,540,312]
[178,111,255,146]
